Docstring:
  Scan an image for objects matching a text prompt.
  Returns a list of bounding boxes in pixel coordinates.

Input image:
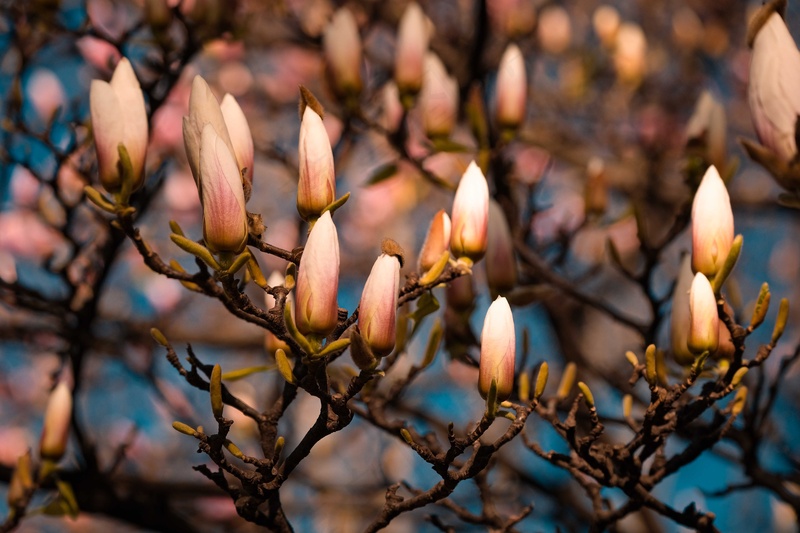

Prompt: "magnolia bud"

[419,53,459,138]
[450,162,490,263]
[395,2,430,96]
[265,271,291,355]
[485,200,517,294]
[89,57,148,193]
[40,382,72,461]
[220,94,254,187]
[295,211,340,336]
[691,165,734,277]
[670,255,695,366]
[183,76,237,186]
[479,296,516,401]
[613,22,647,85]
[688,272,719,355]
[323,8,363,96]
[359,253,401,356]
[495,43,527,129]
[686,91,727,172]
[199,123,248,254]
[418,209,451,273]
[297,107,336,221]
[748,9,800,164]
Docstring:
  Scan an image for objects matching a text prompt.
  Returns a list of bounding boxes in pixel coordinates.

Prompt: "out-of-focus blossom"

[671,255,695,366]
[691,165,734,277]
[686,91,727,171]
[495,44,527,129]
[447,272,475,311]
[418,209,451,273]
[27,69,65,121]
[381,82,404,133]
[593,5,620,48]
[77,36,121,72]
[614,23,647,84]
[220,93,254,186]
[199,123,248,253]
[688,273,719,354]
[584,157,608,216]
[485,200,517,294]
[39,381,72,462]
[358,253,401,356]
[450,162,489,263]
[295,212,340,336]
[297,107,336,221]
[538,6,572,55]
[487,0,536,37]
[90,57,148,193]
[419,53,459,138]
[323,8,363,96]
[748,9,800,166]
[479,296,516,400]
[395,2,429,96]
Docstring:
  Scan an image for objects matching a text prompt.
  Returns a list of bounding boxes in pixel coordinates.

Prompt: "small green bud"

[645,344,657,386]
[772,298,790,345]
[577,381,594,408]
[172,421,199,437]
[150,328,169,347]
[749,283,771,330]
[556,362,575,401]
[210,364,223,419]
[535,362,549,401]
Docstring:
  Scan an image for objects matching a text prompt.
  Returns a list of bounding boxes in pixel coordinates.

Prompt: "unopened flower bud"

[220,94,254,187]
[670,255,695,366]
[748,6,800,165]
[419,53,459,138]
[199,123,248,253]
[323,8,363,96]
[359,253,401,356]
[686,90,727,171]
[90,57,148,193]
[450,162,490,263]
[485,200,517,294]
[395,2,430,96]
[495,43,527,129]
[418,209,451,273]
[688,272,719,354]
[297,107,336,221]
[39,382,72,462]
[295,211,340,336]
[691,165,734,277]
[613,23,647,85]
[478,296,516,401]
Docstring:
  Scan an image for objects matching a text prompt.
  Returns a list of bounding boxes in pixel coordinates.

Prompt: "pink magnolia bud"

[89,57,148,193]
[485,200,517,294]
[688,272,719,354]
[183,76,237,186]
[479,296,516,400]
[199,123,248,253]
[691,165,733,277]
[495,43,527,129]
[419,53,459,138]
[395,2,430,95]
[323,8,363,96]
[670,255,695,366]
[297,107,336,221]
[450,162,490,263]
[359,253,401,356]
[418,209,451,273]
[748,11,800,163]
[220,93,254,186]
[39,382,72,461]
[686,91,727,171]
[296,211,340,336]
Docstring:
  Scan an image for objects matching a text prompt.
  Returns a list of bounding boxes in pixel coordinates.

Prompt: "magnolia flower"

[295,211,340,336]
[495,43,527,129]
[220,93,254,186]
[395,1,429,95]
[90,57,148,193]
[358,253,401,356]
[479,296,516,400]
[686,91,727,172]
[39,382,72,461]
[688,272,719,354]
[419,53,459,138]
[748,9,800,164]
[323,8,363,96]
[183,76,237,186]
[450,162,490,263]
[691,165,733,277]
[418,209,451,273]
[199,123,248,253]
[297,107,336,221]
[486,200,517,294]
